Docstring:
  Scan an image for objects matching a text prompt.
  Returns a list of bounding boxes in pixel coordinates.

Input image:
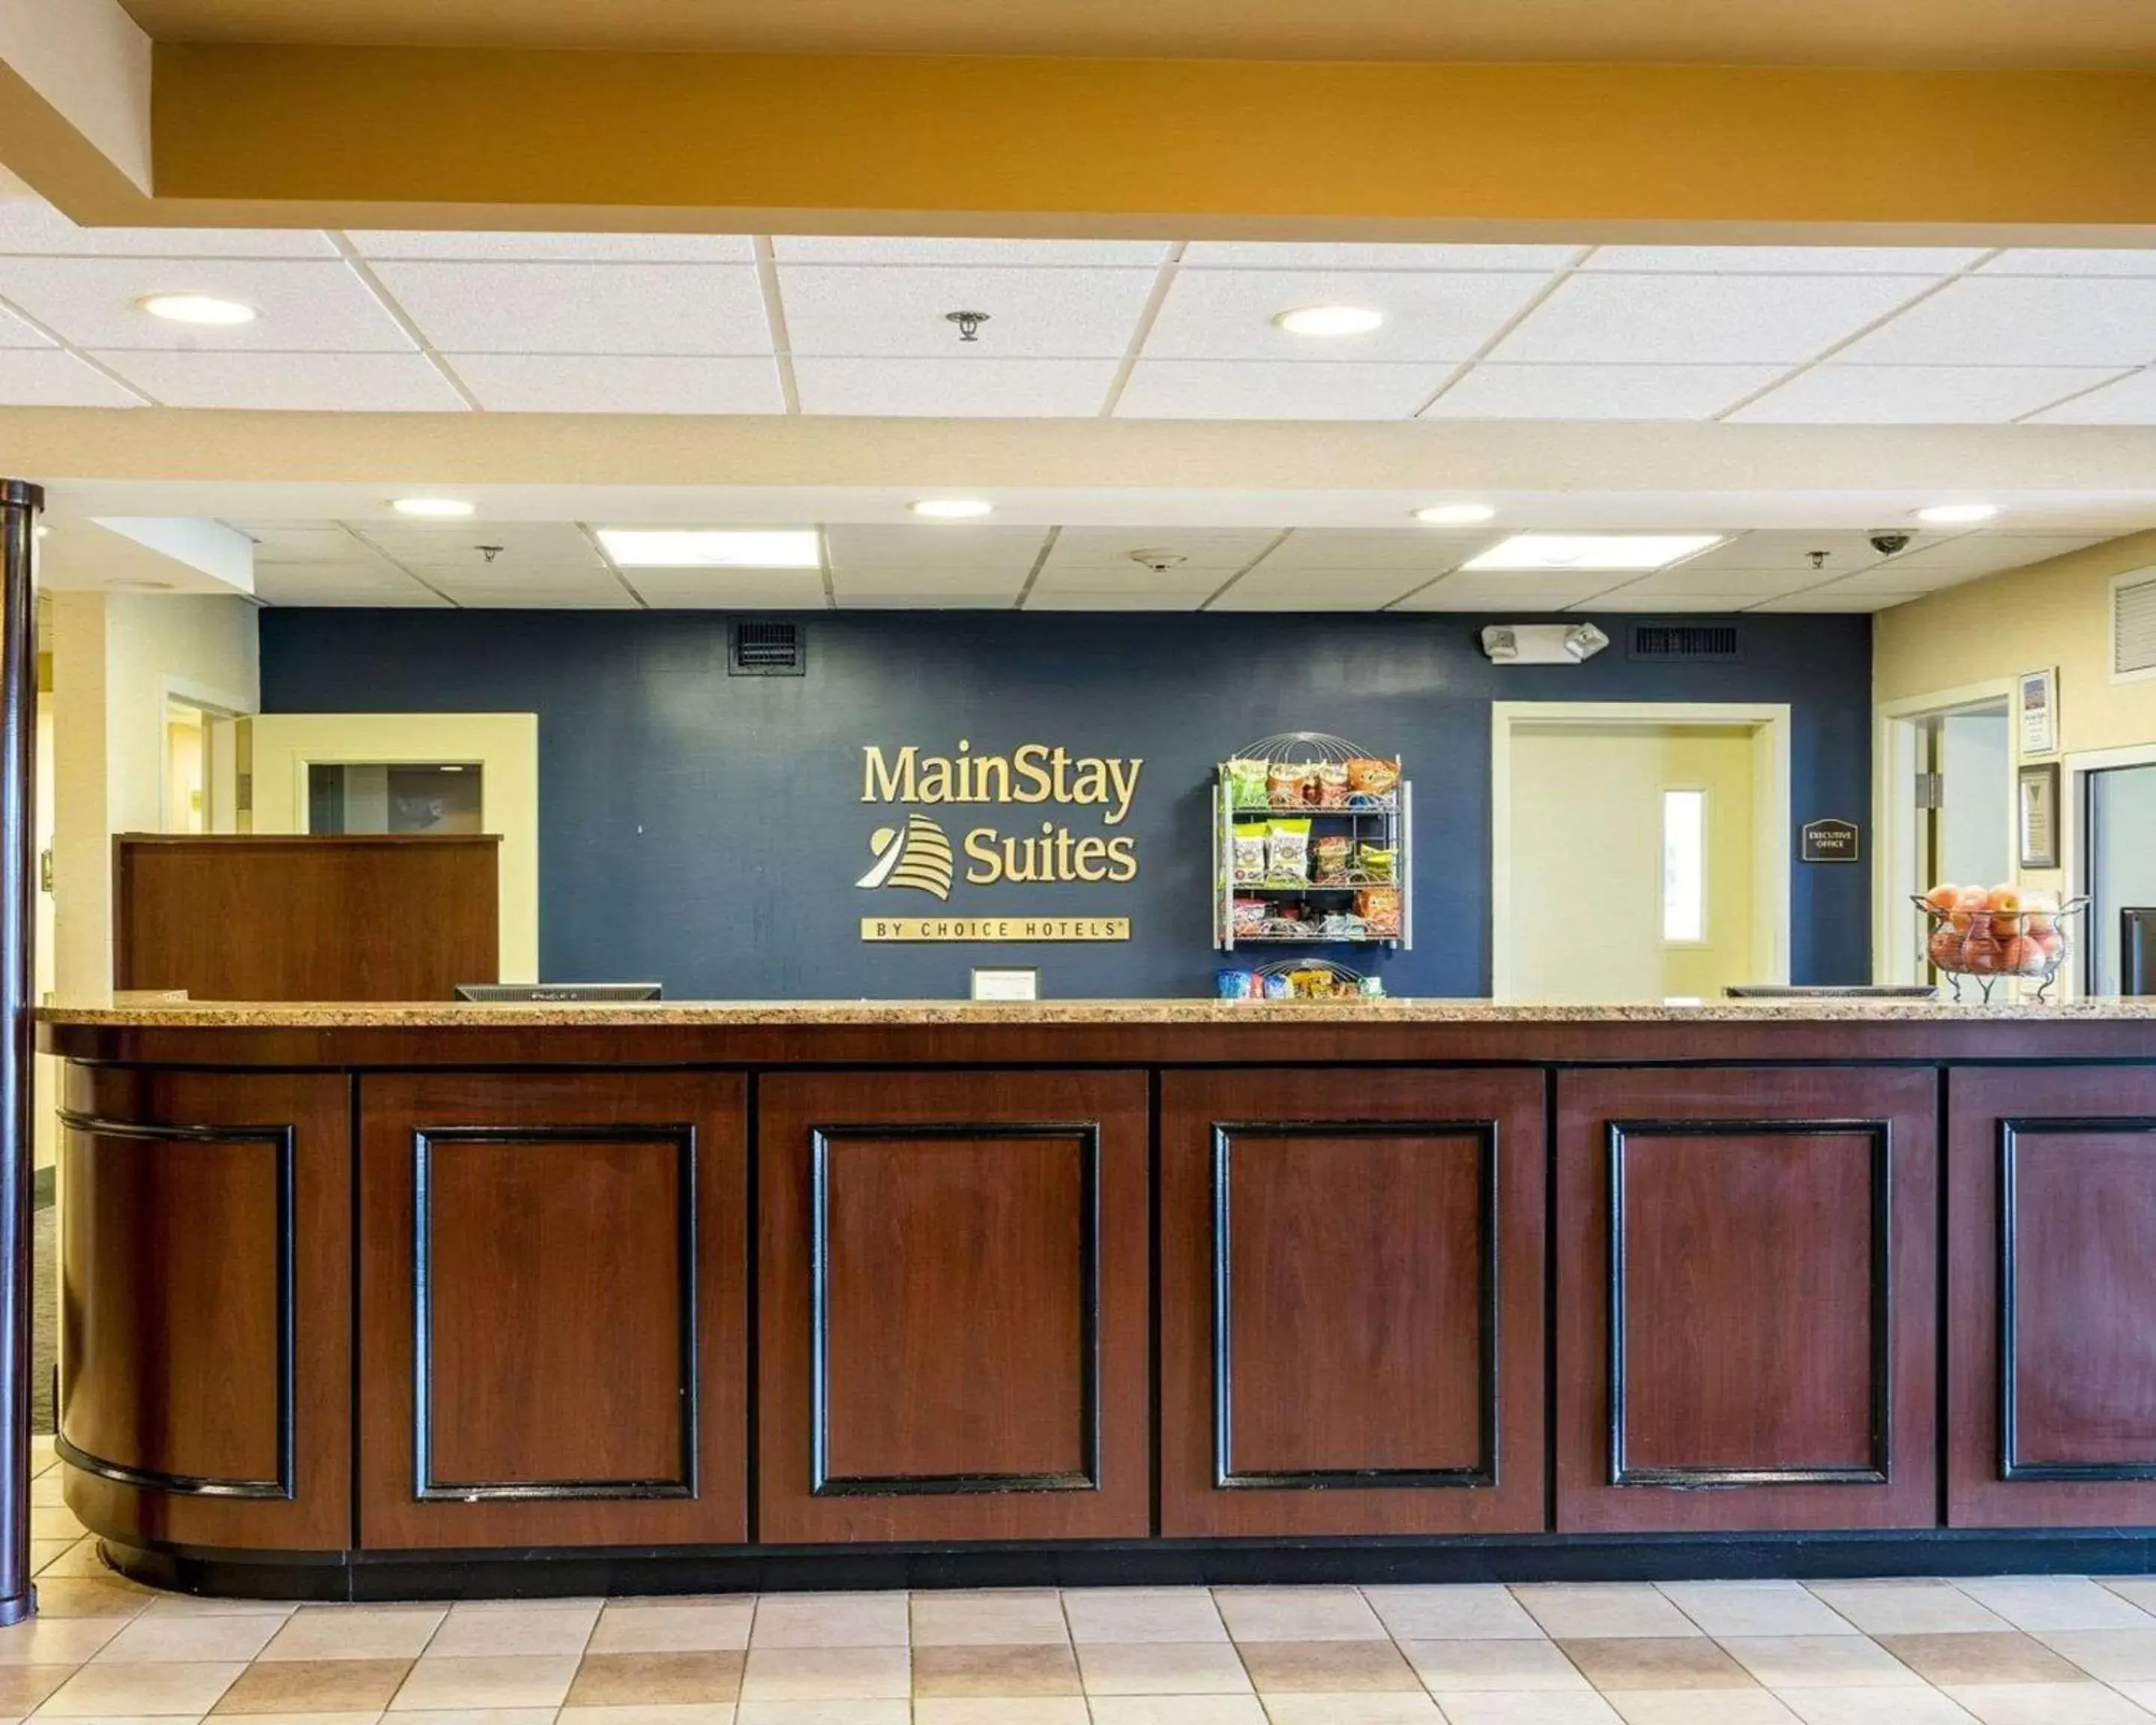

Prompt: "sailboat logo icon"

[856,814,956,901]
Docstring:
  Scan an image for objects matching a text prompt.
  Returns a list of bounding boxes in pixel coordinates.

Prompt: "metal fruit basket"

[1910,894,2087,1003]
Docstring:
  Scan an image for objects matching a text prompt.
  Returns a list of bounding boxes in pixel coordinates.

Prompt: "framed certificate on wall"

[2018,667,2059,757]
[2019,760,2061,870]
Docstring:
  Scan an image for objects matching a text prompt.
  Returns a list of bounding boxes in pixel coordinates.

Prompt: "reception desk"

[37,997,2156,1598]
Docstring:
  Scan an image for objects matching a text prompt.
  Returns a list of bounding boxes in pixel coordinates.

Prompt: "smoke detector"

[1127,549,1189,573]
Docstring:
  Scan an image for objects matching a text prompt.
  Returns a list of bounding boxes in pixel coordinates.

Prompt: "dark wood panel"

[113,833,499,1000]
[358,1071,746,1549]
[1949,1067,2156,1527]
[759,1069,1148,1543]
[58,1066,350,1551]
[1556,1067,1937,1533]
[1160,1068,1546,1537]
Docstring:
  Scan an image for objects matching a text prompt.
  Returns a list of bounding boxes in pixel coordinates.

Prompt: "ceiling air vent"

[1627,622,1742,663]
[728,619,805,677]
[2115,570,2156,679]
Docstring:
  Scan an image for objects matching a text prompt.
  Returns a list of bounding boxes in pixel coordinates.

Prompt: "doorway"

[2079,756,2156,996]
[1492,703,1791,1002]
[1874,684,2017,985]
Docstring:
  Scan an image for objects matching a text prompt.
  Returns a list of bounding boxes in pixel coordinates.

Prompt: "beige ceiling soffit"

[131,51,2156,234]
[0,0,152,217]
[40,514,254,596]
[10,410,2156,496]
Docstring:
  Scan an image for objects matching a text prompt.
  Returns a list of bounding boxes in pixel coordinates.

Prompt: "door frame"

[1872,679,2018,985]
[1490,701,1791,1001]
[2059,739,2156,1000]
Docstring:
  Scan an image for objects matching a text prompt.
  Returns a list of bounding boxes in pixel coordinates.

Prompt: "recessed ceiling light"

[1415,504,1497,526]
[392,498,476,519]
[1464,533,1724,573]
[910,499,994,520]
[137,293,255,326]
[596,529,821,569]
[1913,502,1999,525]
[1274,305,1385,338]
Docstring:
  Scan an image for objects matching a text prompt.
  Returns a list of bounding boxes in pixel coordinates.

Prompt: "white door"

[1505,722,1764,1003]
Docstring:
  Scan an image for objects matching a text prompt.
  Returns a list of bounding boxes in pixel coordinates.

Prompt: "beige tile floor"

[22,1443,2156,1723]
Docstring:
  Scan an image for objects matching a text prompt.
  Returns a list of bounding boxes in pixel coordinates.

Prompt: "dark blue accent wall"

[258,609,1872,999]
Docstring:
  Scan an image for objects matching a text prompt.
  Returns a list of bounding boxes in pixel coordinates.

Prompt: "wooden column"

[0,481,39,1622]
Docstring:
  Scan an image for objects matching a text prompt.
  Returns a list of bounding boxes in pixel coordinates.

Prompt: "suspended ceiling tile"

[91,350,468,411]
[1208,568,1431,609]
[1180,243,1581,271]
[1042,526,1280,571]
[1142,267,1547,362]
[1980,250,2156,276]
[1750,585,1928,611]
[777,263,1157,357]
[0,200,335,259]
[1581,246,1986,275]
[450,353,786,413]
[0,257,415,350]
[423,570,638,607]
[833,591,1017,609]
[831,567,1026,595]
[1575,588,1779,612]
[772,237,1170,266]
[1115,359,1443,419]
[233,525,375,563]
[0,350,142,407]
[1490,272,1937,364]
[356,521,606,568]
[369,260,773,355]
[0,301,49,348]
[1840,276,2156,365]
[1025,590,1211,610]
[1261,529,1494,570]
[823,524,1046,573]
[792,356,1118,416]
[2027,368,2156,423]
[252,562,450,606]
[1875,532,2112,576]
[348,231,756,262]
[1731,362,2128,424]
[1425,362,1782,420]
[627,572,827,608]
[1672,530,1933,574]
[1604,564,1851,597]
[1389,572,1629,611]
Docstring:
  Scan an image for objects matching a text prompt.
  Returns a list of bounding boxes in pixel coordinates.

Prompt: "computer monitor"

[454,982,663,1003]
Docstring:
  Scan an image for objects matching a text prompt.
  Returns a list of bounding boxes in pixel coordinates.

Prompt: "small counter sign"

[1800,818,1860,863]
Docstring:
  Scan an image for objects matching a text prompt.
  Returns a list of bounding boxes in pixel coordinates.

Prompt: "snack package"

[1225,758,1269,809]
[1319,912,1365,940]
[1346,757,1401,804]
[1267,761,1312,806]
[1356,886,1403,938]
[1312,835,1353,884]
[1267,818,1312,884]
[1354,842,1397,883]
[1317,761,1350,807]
[1231,896,1267,937]
[1231,821,1269,884]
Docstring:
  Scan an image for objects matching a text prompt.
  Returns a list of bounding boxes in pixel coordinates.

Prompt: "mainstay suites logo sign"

[855,740,1142,941]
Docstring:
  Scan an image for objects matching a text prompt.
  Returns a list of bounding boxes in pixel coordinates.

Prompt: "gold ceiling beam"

[4,44,2156,237]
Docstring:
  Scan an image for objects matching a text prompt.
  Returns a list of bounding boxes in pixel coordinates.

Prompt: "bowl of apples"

[1913,883,2086,1002]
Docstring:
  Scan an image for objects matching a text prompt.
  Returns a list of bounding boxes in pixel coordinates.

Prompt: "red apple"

[2002,934,2044,974]
[2035,928,2065,964]
[1963,927,2004,973]
[2024,887,2060,936]
[1951,885,1988,933]
[1929,928,1967,970]
[1924,883,1961,915]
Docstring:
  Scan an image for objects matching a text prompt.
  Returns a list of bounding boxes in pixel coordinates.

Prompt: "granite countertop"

[37,993,2156,1028]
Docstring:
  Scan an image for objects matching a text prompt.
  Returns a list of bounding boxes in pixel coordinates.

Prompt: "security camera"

[1869,532,1912,557]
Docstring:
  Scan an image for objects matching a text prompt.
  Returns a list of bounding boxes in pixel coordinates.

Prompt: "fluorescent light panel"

[1464,532,1724,572]
[598,529,822,569]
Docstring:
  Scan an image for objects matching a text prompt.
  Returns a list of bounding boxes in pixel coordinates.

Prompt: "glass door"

[2083,762,2156,996]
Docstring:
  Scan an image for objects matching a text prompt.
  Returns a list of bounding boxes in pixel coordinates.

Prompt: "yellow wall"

[1875,530,2156,758]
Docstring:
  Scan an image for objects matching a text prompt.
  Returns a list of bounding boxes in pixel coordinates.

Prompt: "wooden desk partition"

[112,834,500,1001]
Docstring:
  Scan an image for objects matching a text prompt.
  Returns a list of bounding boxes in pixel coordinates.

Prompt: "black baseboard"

[103,1530,2156,1602]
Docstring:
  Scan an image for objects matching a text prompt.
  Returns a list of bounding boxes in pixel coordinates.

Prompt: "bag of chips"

[1268,761,1312,807]
[1267,818,1311,884]
[1312,835,1353,884]
[1231,821,1268,884]
[1346,757,1401,804]
[1357,886,1403,938]
[1316,762,1350,807]
[1225,758,1269,809]
[1231,896,1267,937]
[1355,842,1397,883]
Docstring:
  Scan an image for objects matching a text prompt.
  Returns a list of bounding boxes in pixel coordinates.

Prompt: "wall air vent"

[1627,622,1742,663]
[2114,569,2156,681]
[728,619,805,677]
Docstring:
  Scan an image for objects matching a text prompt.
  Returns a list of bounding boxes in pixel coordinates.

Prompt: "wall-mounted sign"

[2018,761,2060,869]
[2018,667,2059,757]
[862,917,1130,942]
[1800,818,1861,863]
[854,741,1144,941]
